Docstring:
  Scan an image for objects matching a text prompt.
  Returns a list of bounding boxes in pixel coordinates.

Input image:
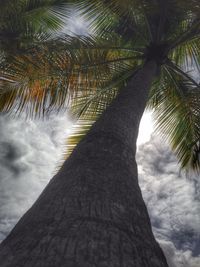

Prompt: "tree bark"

[0,61,169,267]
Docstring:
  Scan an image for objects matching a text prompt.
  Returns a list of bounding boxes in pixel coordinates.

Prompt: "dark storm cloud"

[137,134,200,267]
[0,141,29,177]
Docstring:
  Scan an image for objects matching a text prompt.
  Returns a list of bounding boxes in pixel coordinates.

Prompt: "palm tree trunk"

[0,61,169,267]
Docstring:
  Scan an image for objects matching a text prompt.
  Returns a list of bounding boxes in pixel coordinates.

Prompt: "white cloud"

[0,113,71,241]
[137,134,200,267]
[160,240,200,267]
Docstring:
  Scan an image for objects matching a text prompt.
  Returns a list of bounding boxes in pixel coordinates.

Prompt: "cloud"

[137,134,200,267]
[61,8,91,36]
[0,113,71,241]
[0,113,199,267]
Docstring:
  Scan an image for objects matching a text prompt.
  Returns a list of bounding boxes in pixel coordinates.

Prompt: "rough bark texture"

[0,61,169,267]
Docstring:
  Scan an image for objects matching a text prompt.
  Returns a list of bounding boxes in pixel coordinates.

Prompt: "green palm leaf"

[148,63,200,171]
[0,35,142,115]
[0,0,72,54]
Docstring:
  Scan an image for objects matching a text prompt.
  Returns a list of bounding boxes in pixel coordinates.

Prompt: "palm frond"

[0,0,72,54]
[0,35,142,117]
[75,0,153,45]
[169,18,200,50]
[169,37,200,74]
[148,63,200,172]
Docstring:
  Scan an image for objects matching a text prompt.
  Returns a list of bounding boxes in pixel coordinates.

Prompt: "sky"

[0,111,199,267]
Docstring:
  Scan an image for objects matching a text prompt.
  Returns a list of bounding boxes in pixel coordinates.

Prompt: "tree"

[0,0,199,266]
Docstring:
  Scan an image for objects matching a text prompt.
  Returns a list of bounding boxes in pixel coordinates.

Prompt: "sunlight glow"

[62,10,91,36]
[137,111,154,145]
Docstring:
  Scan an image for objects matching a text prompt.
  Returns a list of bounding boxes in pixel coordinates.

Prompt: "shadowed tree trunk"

[0,61,169,267]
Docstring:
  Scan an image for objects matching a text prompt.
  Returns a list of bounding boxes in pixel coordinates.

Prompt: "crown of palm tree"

[0,0,200,171]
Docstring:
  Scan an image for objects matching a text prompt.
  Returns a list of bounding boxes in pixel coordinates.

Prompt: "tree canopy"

[0,0,200,171]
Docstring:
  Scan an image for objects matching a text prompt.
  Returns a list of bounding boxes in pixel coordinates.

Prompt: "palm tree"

[0,0,199,266]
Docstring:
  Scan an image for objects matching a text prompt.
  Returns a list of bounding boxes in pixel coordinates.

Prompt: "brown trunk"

[0,61,169,267]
